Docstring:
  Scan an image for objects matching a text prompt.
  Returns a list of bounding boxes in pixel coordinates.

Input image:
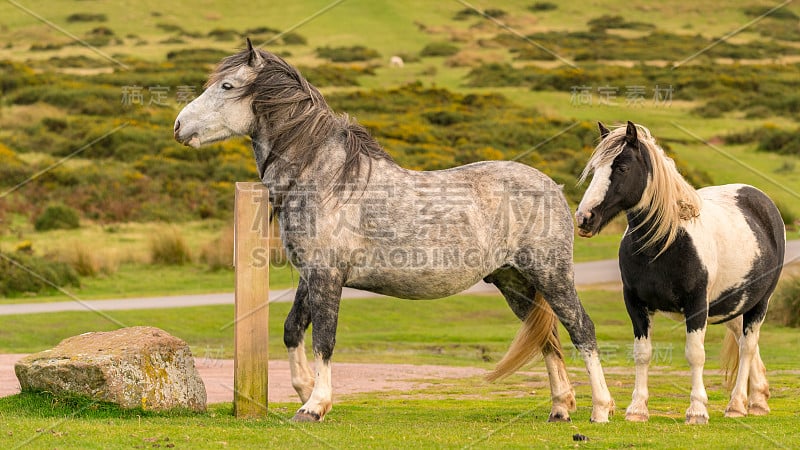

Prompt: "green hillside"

[1,0,799,297]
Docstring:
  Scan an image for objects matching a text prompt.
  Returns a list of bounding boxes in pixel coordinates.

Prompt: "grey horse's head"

[173,39,264,147]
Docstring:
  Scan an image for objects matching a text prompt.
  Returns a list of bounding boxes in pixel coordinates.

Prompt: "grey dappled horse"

[175,39,613,422]
[576,122,784,424]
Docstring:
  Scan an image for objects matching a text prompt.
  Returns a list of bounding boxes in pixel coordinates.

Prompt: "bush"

[34,204,80,231]
[282,32,307,45]
[743,5,798,21]
[453,8,480,20]
[316,45,380,62]
[300,64,373,87]
[150,228,192,265]
[166,48,230,63]
[0,251,79,296]
[66,13,107,22]
[766,276,800,327]
[529,2,557,11]
[207,28,239,41]
[420,42,459,57]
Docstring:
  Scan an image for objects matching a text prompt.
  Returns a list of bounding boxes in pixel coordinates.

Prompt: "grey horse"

[175,39,613,422]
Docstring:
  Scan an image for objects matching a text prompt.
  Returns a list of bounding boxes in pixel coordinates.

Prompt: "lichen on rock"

[15,326,206,411]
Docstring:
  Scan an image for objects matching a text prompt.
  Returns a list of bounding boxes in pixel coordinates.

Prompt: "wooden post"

[233,182,270,418]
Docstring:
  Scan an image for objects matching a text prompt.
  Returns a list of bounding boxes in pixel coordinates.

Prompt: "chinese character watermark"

[569,85,675,107]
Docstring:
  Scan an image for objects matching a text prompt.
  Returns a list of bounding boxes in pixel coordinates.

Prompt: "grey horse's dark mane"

[208,48,393,195]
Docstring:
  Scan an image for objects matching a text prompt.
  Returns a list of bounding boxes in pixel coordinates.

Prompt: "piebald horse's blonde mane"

[580,124,701,256]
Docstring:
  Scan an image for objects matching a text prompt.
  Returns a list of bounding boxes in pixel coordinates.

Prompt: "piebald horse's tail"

[486,292,562,382]
[721,328,740,390]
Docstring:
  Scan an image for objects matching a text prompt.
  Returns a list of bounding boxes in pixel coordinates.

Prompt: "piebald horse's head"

[575,121,651,238]
[173,39,264,148]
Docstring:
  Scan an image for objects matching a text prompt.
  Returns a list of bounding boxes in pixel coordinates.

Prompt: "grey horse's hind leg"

[292,269,345,422]
[485,266,576,422]
[284,279,314,403]
[516,253,615,422]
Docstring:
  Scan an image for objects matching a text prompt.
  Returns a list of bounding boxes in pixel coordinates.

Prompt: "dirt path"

[0,354,486,403]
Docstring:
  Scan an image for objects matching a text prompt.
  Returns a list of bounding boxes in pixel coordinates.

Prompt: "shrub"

[453,8,480,20]
[34,204,80,231]
[420,42,459,57]
[244,26,281,35]
[316,45,380,62]
[766,276,800,327]
[166,48,230,63]
[300,64,373,87]
[66,13,107,22]
[743,5,798,21]
[528,2,558,11]
[0,251,79,296]
[282,32,307,45]
[207,28,239,41]
[149,227,192,265]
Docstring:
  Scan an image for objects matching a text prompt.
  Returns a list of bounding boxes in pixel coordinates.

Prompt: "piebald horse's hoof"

[685,414,709,425]
[724,409,746,419]
[748,405,770,416]
[292,410,322,422]
[625,413,649,422]
[547,412,571,423]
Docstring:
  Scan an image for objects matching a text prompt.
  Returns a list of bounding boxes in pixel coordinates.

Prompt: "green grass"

[2,290,799,370]
[1,289,799,447]
[1,385,799,449]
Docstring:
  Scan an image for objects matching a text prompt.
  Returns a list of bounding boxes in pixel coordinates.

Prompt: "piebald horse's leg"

[293,270,344,422]
[746,298,771,416]
[747,346,770,416]
[622,288,651,422]
[725,319,768,417]
[626,323,652,422]
[685,326,709,424]
[284,280,314,402]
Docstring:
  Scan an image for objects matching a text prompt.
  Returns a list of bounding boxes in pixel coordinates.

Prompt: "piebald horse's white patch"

[684,185,760,314]
[576,164,612,220]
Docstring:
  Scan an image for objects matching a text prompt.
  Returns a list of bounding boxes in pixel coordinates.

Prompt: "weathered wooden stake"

[233,182,270,418]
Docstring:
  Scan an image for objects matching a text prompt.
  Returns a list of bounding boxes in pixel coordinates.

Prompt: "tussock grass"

[149,227,192,265]
[54,243,119,277]
[200,226,233,271]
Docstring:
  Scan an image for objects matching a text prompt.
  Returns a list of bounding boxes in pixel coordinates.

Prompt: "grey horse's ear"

[625,120,638,145]
[598,122,610,139]
[246,37,264,68]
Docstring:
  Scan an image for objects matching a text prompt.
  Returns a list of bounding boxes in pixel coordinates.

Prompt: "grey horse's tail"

[486,292,562,382]
[721,328,740,390]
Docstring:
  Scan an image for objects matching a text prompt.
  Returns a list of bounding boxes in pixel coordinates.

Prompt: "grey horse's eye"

[221,82,234,90]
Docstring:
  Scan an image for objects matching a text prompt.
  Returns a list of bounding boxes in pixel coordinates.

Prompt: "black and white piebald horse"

[576,121,785,424]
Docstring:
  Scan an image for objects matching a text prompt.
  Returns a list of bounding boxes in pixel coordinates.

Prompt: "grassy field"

[2,291,800,369]
[1,290,799,447]
[1,385,799,449]
[1,1,800,447]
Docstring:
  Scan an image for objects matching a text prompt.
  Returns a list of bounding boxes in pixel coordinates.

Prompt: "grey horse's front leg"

[284,279,314,402]
[292,269,344,422]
